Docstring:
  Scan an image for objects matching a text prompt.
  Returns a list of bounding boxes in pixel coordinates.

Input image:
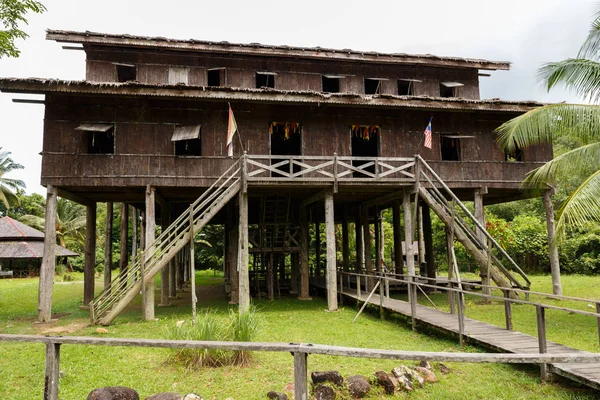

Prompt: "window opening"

[207,68,225,86]
[398,79,421,95]
[439,82,463,98]
[256,72,276,88]
[172,125,201,156]
[505,141,524,162]
[76,124,115,154]
[115,64,136,82]
[441,136,460,161]
[270,122,302,176]
[322,75,342,93]
[351,125,380,178]
[364,78,385,95]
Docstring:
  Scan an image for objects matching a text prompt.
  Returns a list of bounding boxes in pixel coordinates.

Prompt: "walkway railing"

[2,333,599,400]
[339,270,600,381]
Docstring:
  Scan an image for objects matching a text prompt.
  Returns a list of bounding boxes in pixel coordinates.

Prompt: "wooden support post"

[536,305,549,381]
[409,276,417,332]
[543,189,562,296]
[159,204,171,307]
[418,203,426,268]
[299,205,311,300]
[189,207,197,324]
[294,351,308,400]
[379,276,384,320]
[119,203,129,276]
[446,227,456,315]
[176,248,184,291]
[143,186,156,321]
[267,253,274,301]
[474,188,491,301]
[457,289,465,346]
[39,185,57,322]
[44,341,61,400]
[131,207,138,269]
[338,272,343,306]
[290,253,299,295]
[355,206,364,273]
[83,203,96,306]
[325,190,338,311]
[403,191,415,276]
[362,205,373,290]
[342,206,349,273]
[422,203,436,279]
[168,206,177,299]
[315,221,321,277]
[104,202,113,291]
[238,191,250,313]
[392,201,403,276]
[227,202,240,304]
[374,208,381,273]
[504,289,513,331]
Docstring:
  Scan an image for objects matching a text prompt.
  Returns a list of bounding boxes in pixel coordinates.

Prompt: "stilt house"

[0,30,554,325]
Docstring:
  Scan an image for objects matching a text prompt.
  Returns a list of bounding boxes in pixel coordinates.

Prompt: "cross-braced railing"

[90,159,242,325]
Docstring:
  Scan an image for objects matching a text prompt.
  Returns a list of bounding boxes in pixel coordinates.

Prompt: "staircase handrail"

[414,155,531,289]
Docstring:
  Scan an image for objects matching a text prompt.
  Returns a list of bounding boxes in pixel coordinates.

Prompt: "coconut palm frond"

[523,142,600,187]
[0,186,19,208]
[555,169,600,239]
[578,10,600,60]
[496,103,600,151]
[538,59,600,102]
[19,214,45,231]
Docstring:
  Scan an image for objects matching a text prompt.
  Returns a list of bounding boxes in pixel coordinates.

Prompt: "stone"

[346,375,370,398]
[145,394,182,400]
[87,386,139,400]
[374,371,394,395]
[182,395,202,400]
[439,363,451,375]
[414,366,438,383]
[396,375,414,392]
[418,360,432,370]
[311,371,343,386]
[176,320,185,328]
[283,383,294,393]
[267,391,288,400]
[313,384,335,400]
[391,366,422,389]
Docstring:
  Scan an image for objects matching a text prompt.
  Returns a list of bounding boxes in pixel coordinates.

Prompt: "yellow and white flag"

[226,105,238,157]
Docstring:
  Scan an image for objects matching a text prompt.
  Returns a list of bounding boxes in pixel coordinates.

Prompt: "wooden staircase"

[414,156,530,293]
[90,160,242,325]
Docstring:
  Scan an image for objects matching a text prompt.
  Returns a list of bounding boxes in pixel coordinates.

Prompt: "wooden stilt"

[143,186,156,321]
[38,185,57,322]
[268,253,274,301]
[374,208,381,273]
[543,189,562,296]
[342,206,349,273]
[189,207,197,324]
[392,201,402,276]
[176,247,184,291]
[168,205,177,299]
[474,188,491,301]
[315,221,321,277]
[362,205,373,290]
[325,190,337,311]
[355,206,364,273]
[131,207,138,269]
[299,205,311,300]
[418,203,426,269]
[422,203,436,279]
[104,202,113,291]
[228,202,240,304]
[119,203,129,274]
[238,190,250,313]
[83,203,96,306]
[447,227,455,315]
[403,191,415,276]
[290,252,299,294]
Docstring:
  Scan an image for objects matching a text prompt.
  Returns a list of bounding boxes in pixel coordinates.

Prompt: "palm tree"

[496,11,600,240]
[0,148,25,209]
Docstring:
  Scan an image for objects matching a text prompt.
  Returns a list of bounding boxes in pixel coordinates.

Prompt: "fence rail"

[2,333,600,400]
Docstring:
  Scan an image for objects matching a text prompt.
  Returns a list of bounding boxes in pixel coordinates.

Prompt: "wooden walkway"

[338,286,600,390]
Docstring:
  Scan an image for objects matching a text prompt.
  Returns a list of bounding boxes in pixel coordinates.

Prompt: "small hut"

[0,216,78,277]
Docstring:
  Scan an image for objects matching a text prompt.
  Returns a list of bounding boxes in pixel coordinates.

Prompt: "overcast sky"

[0,0,596,195]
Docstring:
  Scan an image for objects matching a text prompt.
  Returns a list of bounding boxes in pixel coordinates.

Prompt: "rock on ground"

[87,386,139,400]
[418,360,432,370]
[145,393,182,400]
[414,366,438,383]
[311,371,344,386]
[346,375,370,398]
[374,371,395,395]
[266,391,288,400]
[313,384,336,400]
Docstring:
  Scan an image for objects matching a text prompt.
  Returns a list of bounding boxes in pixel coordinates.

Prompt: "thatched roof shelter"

[0,216,78,259]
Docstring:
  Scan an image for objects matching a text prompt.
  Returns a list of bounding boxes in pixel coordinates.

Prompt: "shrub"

[229,307,258,366]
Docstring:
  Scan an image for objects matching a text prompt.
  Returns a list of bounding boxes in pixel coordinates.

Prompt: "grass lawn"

[0,272,597,399]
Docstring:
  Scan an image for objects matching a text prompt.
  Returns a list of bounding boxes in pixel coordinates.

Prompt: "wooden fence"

[2,334,600,400]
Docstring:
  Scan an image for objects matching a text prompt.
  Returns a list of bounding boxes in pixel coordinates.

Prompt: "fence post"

[379,275,384,320]
[339,272,343,306]
[596,303,600,347]
[536,305,549,381]
[375,158,380,179]
[294,351,308,400]
[457,289,465,346]
[333,152,338,193]
[357,274,362,298]
[44,341,61,400]
[385,271,390,298]
[410,276,417,332]
[242,152,248,193]
[504,289,513,331]
[448,281,456,315]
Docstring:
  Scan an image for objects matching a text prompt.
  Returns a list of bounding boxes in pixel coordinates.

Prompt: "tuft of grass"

[229,306,258,366]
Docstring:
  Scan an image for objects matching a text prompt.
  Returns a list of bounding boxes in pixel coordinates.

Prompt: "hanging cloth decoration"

[351,125,381,140]
[269,121,301,140]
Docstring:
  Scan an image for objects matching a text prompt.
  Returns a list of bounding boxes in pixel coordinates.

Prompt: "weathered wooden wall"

[84,47,481,99]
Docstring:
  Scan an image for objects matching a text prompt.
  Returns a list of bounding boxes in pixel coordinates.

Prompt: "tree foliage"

[0,148,25,209]
[0,0,46,58]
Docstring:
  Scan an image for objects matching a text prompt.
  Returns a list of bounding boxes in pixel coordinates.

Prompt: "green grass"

[0,273,597,399]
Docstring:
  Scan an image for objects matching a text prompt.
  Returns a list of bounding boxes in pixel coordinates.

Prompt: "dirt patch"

[35,320,88,335]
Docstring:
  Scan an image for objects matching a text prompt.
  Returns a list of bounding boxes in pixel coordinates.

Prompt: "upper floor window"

[322,75,343,93]
[441,136,460,161]
[256,72,276,88]
[207,67,226,86]
[364,78,387,95]
[439,82,464,98]
[114,63,136,82]
[168,67,189,85]
[505,142,524,162]
[172,125,201,156]
[397,79,421,96]
[75,123,115,154]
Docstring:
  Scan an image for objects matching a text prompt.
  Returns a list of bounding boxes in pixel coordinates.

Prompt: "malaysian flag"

[424,117,433,149]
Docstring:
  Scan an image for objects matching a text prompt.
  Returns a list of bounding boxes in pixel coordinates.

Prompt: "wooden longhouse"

[0,30,555,325]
